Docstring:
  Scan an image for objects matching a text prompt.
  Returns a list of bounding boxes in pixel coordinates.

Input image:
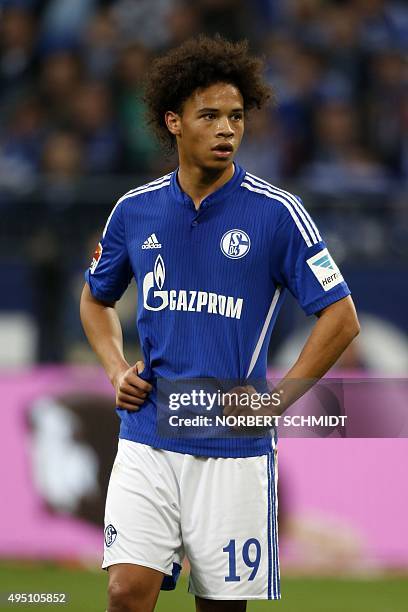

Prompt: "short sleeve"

[84,200,133,302]
[272,197,350,315]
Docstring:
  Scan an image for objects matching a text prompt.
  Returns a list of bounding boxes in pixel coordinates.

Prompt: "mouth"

[211,143,234,158]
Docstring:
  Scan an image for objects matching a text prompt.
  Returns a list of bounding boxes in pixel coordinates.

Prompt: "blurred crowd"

[1,0,407,364]
[0,0,407,194]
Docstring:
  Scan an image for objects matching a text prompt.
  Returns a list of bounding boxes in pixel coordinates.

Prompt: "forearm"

[275,296,360,413]
[80,283,129,383]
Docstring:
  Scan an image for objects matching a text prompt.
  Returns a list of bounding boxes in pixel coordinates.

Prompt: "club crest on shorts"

[220,229,251,259]
[104,524,117,547]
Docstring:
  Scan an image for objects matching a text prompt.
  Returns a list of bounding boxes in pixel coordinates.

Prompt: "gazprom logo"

[154,254,165,289]
[143,254,168,311]
[312,254,334,270]
[143,255,243,318]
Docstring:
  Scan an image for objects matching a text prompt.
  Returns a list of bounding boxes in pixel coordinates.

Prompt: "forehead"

[184,82,244,112]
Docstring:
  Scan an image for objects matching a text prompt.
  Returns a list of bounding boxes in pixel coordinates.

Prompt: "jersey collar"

[170,162,245,210]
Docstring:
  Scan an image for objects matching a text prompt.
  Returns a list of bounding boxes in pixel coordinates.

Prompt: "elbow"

[335,296,360,343]
[350,319,360,341]
[343,313,360,344]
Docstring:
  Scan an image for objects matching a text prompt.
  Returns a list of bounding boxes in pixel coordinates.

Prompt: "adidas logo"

[142,233,162,249]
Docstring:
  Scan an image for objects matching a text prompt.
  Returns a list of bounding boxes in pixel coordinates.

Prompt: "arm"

[274,295,360,414]
[224,295,359,418]
[80,283,152,410]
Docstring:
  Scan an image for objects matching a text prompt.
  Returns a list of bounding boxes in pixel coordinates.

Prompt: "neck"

[177,160,235,210]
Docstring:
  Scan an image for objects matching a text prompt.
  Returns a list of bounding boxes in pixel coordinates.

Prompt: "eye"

[203,113,216,120]
[231,113,243,121]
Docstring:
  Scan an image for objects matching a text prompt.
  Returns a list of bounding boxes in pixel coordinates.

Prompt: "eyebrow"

[197,107,244,113]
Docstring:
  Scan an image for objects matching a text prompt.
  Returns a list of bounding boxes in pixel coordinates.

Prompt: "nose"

[216,117,234,138]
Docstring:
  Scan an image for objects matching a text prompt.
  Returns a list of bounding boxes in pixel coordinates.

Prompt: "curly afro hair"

[144,34,273,150]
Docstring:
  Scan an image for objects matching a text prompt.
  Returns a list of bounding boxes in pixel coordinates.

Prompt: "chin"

[204,157,234,170]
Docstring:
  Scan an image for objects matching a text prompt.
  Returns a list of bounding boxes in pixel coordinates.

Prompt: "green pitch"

[1,562,407,612]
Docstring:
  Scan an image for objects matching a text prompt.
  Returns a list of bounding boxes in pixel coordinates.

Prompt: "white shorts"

[103,440,280,600]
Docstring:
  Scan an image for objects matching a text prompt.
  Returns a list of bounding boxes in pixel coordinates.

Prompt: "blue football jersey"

[85,163,350,457]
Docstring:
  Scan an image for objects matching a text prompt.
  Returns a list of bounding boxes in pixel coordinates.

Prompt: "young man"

[80,36,359,612]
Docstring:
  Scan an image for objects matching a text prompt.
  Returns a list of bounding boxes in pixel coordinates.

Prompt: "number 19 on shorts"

[223,538,261,582]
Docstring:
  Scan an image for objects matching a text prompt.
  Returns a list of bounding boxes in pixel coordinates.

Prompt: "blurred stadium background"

[0,0,407,610]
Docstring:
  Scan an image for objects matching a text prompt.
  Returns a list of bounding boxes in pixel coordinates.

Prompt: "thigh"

[181,450,280,601]
[103,440,184,581]
[107,563,164,612]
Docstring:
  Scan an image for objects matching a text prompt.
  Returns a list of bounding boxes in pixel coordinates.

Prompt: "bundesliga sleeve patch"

[306,248,344,292]
[90,242,103,274]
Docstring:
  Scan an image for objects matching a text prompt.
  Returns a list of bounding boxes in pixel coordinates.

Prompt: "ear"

[165,111,181,137]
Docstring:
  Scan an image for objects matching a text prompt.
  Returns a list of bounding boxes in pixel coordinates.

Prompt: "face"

[166,82,245,171]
